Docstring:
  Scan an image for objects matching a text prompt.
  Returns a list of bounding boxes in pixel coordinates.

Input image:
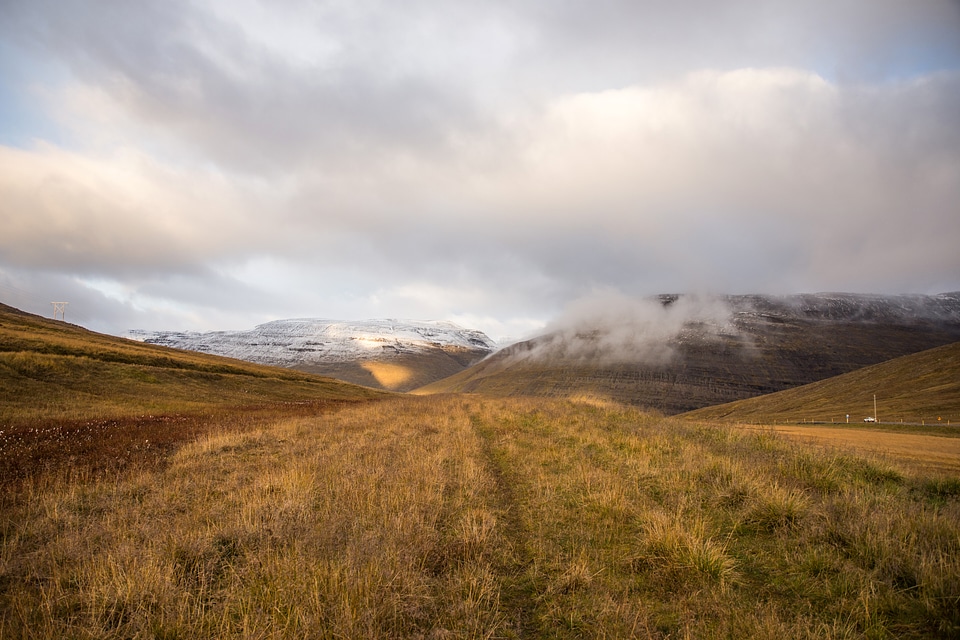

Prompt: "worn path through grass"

[469,411,541,636]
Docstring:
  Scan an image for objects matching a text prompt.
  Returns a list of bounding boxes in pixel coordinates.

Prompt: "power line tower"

[51,301,68,322]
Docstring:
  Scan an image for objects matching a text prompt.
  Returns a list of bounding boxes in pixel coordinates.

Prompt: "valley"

[1,300,959,638]
[4,2,957,637]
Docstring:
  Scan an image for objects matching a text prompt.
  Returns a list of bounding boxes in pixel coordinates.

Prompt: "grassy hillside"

[2,396,957,638]
[0,303,386,483]
[0,303,383,424]
[682,341,960,426]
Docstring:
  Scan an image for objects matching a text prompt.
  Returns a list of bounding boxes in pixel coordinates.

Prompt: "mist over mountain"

[417,292,960,413]
[128,319,495,392]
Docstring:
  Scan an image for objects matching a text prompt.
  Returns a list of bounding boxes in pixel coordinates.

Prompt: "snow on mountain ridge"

[728,293,960,324]
[126,318,496,368]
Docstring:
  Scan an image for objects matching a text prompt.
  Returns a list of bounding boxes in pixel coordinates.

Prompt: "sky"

[1,0,959,343]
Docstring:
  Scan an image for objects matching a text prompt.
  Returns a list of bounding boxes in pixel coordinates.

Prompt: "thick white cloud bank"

[0,1,958,340]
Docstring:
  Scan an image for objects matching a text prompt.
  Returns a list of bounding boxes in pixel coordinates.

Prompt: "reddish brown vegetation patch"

[0,401,365,488]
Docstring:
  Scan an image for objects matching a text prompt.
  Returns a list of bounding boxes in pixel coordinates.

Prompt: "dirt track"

[754,425,960,475]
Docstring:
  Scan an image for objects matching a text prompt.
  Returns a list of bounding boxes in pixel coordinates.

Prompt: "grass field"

[745,424,960,475]
[2,396,958,638]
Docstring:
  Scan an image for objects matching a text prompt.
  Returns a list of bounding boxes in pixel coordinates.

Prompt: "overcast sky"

[1,0,959,342]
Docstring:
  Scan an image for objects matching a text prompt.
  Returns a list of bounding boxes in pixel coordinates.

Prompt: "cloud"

[7,1,958,172]
[1,0,502,174]
[3,68,959,334]
[0,1,958,337]
[512,290,736,365]
[0,143,271,274]
[361,68,960,296]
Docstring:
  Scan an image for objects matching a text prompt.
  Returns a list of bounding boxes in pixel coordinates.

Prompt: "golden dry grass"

[2,396,958,638]
[2,397,512,638]
[360,361,415,390]
[751,425,960,475]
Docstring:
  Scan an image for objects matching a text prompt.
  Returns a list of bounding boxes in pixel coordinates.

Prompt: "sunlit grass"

[360,361,415,390]
[3,396,957,638]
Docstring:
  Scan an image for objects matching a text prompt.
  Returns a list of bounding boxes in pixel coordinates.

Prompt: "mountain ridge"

[416,292,960,413]
[128,318,496,392]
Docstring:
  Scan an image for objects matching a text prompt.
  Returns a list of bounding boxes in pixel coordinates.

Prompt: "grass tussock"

[1,396,958,638]
[634,508,739,590]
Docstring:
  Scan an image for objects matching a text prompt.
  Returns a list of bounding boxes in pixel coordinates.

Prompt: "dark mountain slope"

[416,293,960,414]
[681,340,960,425]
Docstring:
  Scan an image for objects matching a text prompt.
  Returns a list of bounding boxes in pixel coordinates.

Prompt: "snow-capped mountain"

[729,292,960,324]
[128,319,495,366]
[126,319,496,391]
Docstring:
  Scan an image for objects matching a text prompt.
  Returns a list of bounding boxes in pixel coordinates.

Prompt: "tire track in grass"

[470,410,540,638]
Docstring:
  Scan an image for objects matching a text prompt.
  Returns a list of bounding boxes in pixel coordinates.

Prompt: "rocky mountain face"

[128,319,496,392]
[417,293,960,414]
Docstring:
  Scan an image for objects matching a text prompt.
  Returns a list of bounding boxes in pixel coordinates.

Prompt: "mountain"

[680,340,960,425]
[415,293,960,414]
[128,319,496,392]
